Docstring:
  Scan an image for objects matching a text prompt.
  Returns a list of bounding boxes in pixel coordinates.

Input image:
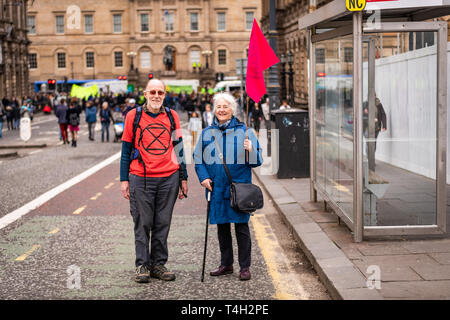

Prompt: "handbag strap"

[212,134,233,185]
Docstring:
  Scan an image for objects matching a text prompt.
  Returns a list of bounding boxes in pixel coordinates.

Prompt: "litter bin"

[271,108,310,179]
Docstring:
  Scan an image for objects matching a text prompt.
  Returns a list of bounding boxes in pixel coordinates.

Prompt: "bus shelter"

[300,0,450,241]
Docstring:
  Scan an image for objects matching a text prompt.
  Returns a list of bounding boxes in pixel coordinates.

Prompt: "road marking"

[251,214,309,300]
[15,244,40,261]
[0,151,121,230]
[90,192,102,200]
[73,205,87,215]
[48,228,60,234]
[104,182,114,189]
[29,149,43,155]
[115,177,120,181]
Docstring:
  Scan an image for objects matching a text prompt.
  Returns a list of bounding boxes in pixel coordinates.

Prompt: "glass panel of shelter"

[362,31,438,227]
[314,35,354,223]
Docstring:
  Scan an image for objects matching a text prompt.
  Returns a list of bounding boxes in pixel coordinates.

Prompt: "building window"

[165,12,174,32]
[86,51,95,68]
[217,12,226,31]
[140,51,151,68]
[218,49,226,65]
[316,48,325,64]
[245,12,254,30]
[113,14,122,33]
[84,14,93,33]
[190,49,200,66]
[114,51,123,67]
[56,15,64,34]
[344,47,353,63]
[57,52,66,68]
[29,53,37,69]
[140,13,149,32]
[27,16,36,35]
[190,12,198,31]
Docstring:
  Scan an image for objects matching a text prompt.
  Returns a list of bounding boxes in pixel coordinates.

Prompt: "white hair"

[213,92,237,115]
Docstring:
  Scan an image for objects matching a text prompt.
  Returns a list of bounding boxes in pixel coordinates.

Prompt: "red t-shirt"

[122,108,182,178]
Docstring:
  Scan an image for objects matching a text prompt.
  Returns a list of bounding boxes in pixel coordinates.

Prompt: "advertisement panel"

[365,0,443,10]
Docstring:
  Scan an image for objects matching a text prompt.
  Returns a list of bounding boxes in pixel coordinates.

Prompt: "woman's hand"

[201,178,213,191]
[244,139,252,152]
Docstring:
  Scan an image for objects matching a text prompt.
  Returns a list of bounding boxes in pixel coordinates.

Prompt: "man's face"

[144,81,166,109]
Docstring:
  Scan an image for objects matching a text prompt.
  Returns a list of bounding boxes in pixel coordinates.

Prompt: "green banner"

[167,85,194,94]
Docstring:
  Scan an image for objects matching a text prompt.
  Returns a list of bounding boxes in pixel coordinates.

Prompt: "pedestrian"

[261,97,270,124]
[55,98,69,144]
[66,100,81,147]
[85,100,97,141]
[100,101,113,142]
[363,93,387,156]
[120,78,188,283]
[202,103,214,128]
[188,111,202,147]
[11,97,20,129]
[5,102,13,131]
[0,102,4,138]
[251,102,264,138]
[193,92,263,281]
[279,99,291,110]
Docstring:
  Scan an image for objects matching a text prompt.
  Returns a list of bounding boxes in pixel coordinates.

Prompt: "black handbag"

[213,135,264,214]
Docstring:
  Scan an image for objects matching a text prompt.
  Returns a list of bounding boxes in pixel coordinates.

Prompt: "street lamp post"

[267,0,280,157]
[202,50,212,69]
[287,51,294,107]
[280,53,287,102]
[127,51,137,72]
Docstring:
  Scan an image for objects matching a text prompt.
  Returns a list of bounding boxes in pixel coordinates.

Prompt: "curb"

[0,144,47,149]
[0,151,18,158]
[253,168,384,300]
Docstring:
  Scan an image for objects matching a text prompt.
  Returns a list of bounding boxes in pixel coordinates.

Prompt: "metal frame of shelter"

[300,0,450,242]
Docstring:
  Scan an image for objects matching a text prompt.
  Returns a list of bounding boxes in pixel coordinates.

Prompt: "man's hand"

[121,181,130,200]
[201,178,213,191]
[178,180,188,199]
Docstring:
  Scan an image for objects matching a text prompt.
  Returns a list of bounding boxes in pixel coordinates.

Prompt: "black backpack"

[69,111,79,126]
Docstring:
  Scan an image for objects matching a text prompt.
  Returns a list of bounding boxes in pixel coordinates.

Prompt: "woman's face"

[214,98,233,123]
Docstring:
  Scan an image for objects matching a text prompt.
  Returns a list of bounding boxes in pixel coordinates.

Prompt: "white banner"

[365,0,443,11]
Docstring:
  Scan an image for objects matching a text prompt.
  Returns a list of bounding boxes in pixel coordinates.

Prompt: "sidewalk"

[253,165,450,300]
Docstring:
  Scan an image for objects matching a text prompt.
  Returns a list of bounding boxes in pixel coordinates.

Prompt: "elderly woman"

[193,92,263,281]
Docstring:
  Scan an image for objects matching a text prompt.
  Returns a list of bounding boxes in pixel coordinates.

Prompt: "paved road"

[0,110,330,300]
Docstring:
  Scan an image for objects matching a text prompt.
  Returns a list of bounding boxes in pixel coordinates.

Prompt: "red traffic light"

[118,75,127,80]
[47,79,56,84]
[148,73,153,80]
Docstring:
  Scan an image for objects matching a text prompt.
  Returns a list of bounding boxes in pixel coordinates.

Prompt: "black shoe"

[150,265,176,281]
[71,140,75,147]
[210,265,233,276]
[74,141,77,147]
[135,265,150,283]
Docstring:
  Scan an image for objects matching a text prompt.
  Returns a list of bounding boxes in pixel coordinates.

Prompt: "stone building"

[0,0,30,98]
[27,0,260,91]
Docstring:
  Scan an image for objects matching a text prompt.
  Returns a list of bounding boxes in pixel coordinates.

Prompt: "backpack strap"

[164,106,176,134]
[130,106,143,161]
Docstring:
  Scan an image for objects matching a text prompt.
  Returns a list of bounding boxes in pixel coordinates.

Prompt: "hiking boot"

[210,265,233,276]
[150,265,176,281]
[135,265,150,283]
[239,268,251,281]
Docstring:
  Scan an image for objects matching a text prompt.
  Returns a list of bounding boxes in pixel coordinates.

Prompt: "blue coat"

[85,106,97,123]
[194,116,263,224]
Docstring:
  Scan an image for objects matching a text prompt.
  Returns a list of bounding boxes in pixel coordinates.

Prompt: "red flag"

[245,19,279,103]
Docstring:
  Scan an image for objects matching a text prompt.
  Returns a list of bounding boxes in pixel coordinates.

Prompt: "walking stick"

[245,99,249,162]
[201,182,213,282]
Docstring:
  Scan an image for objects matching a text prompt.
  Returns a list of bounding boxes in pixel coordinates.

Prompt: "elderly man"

[120,79,188,283]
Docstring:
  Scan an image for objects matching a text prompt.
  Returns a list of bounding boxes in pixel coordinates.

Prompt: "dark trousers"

[101,122,110,142]
[129,171,179,268]
[88,122,95,140]
[217,223,251,270]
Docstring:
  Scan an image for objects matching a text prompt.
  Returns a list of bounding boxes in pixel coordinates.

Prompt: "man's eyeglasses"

[145,90,165,96]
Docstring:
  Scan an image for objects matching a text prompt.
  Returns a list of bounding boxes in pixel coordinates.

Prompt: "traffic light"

[117,75,127,80]
[47,79,56,90]
[148,73,153,80]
